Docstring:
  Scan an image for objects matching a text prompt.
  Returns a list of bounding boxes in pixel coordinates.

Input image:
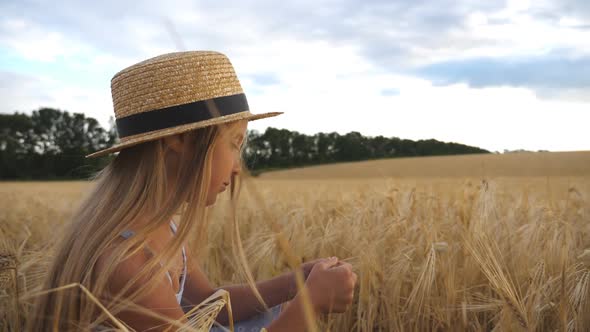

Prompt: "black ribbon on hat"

[116,93,249,138]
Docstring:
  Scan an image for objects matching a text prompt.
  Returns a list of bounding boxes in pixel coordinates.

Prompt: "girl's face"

[206,120,248,206]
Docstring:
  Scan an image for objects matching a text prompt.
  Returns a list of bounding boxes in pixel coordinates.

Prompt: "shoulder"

[95,240,154,294]
[95,240,188,329]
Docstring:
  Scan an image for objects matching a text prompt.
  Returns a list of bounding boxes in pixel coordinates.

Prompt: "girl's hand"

[303,257,357,314]
[301,257,333,281]
[287,258,336,299]
[301,257,348,280]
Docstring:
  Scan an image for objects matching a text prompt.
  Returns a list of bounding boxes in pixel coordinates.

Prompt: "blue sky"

[1,0,589,152]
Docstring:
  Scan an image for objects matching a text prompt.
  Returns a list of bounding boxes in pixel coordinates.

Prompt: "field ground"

[259,150,590,179]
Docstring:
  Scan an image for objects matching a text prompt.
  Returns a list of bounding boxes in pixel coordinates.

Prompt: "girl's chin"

[205,196,217,206]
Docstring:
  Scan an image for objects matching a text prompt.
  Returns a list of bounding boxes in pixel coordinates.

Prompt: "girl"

[27,51,357,331]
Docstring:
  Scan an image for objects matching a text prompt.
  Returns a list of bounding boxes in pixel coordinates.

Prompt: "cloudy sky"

[1,0,589,152]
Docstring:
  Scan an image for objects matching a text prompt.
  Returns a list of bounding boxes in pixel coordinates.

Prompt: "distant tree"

[334,131,371,161]
[0,108,114,179]
[291,132,314,165]
[316,132,339,163]
[369,135,390,159]
[259,128,293,167]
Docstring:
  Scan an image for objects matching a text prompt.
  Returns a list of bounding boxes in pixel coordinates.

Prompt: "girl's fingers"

[329,262,353,273]
[315,257,339,270]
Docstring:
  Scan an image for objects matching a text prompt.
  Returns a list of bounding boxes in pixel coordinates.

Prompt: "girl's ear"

[163,134,184,154]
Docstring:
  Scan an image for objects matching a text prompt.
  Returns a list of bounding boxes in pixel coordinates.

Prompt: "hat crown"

[111,51,244,120]
[85,50,283,159]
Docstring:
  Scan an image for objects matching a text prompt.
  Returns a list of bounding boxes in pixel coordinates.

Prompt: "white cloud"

[1,18,84,62]
[415,7,590,65]
[247,61,590,152]
[0,71,114,126]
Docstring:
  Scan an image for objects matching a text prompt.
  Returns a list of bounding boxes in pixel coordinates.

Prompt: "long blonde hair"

[26,120,254,330]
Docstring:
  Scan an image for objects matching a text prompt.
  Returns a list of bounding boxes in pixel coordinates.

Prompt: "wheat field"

[1,151,590,331]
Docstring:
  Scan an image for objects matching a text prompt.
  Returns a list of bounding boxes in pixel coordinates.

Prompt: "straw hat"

[85,50,283,158]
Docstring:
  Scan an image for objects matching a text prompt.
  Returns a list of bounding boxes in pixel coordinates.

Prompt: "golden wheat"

[1,156,589,331]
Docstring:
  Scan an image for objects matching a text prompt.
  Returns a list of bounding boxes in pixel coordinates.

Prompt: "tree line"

[242,128,489,172]
[1,108,116,180]
[0,108,489,180]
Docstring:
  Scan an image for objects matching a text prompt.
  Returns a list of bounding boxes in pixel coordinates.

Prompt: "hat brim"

[85,111,283,159]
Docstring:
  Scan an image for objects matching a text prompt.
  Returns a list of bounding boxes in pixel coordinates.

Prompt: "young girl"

[27,51,357,331]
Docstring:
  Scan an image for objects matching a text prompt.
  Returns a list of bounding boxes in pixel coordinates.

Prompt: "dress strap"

[119,229,135,239]
[169,220,188,303]
[169,220,178,233]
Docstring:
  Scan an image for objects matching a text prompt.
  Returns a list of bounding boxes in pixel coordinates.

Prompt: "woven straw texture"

[85,51,283,159]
